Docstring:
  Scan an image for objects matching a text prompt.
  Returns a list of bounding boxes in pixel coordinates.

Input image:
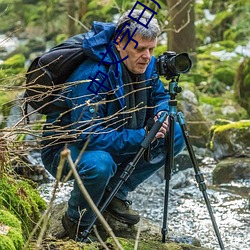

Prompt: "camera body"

[156,51,192,79]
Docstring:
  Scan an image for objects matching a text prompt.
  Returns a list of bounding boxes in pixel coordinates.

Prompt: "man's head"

[115,10,161,74]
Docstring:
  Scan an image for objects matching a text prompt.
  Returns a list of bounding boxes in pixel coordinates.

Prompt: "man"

[41,9,185,241]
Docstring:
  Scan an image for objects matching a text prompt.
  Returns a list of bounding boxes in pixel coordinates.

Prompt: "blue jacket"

[44,21,170,156]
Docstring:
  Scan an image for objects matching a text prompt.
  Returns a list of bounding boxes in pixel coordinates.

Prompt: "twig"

[134,220,142,250]
[93,225,110,250]
[68,14,90,31]
[61,148,124,250]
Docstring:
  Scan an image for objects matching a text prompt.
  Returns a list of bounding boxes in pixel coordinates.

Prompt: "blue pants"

[41,123,185,226]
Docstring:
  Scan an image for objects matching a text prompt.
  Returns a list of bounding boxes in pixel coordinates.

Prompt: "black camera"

[156,51,192,79]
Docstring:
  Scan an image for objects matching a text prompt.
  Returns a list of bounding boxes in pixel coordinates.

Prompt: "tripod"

[161,77,225,249]
[82,77,225,249]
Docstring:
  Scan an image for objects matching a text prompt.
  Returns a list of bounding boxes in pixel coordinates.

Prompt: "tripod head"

[168,76,182,100]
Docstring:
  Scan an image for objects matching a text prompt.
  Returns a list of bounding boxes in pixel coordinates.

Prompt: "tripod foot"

[161,227,168,243]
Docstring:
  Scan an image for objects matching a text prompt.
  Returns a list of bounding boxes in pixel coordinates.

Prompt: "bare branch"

[63,148,124,250]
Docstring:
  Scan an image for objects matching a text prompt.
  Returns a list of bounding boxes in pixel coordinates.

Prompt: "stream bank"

[38,153,250,250]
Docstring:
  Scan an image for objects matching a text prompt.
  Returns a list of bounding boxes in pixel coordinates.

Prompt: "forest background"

[0,0,250,125]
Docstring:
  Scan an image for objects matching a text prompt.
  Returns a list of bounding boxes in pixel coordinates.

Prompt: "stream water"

[38,156,250,250]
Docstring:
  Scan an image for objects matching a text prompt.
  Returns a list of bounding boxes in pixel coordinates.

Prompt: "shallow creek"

[38,157,250,250]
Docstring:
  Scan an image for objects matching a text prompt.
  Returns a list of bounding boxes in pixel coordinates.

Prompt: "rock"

[221,105,237,116]
[44,201,211,250]
[179,100,211,148]
[181,89,199,105]
[209,120,250,160]
[213,157,250,184]
[170,168,193,189]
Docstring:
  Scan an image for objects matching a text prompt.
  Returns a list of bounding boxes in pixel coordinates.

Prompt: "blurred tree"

[166,0,196,62]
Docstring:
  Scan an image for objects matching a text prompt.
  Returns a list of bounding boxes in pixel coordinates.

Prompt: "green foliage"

[196,0,250,46]
[154,44,167,57]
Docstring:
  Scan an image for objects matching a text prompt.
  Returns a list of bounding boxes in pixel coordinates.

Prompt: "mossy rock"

[0,209,24,250]
[213,67,235,86]
[199,92,249,122]
[0,174,47,239]
[43,202,211,250]
[106,237,210,250]
[213,157,250,184]
[28,237,211,250]
[209,120,250,160]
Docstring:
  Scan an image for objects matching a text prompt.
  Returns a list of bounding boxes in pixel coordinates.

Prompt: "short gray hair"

[116,9,161,41]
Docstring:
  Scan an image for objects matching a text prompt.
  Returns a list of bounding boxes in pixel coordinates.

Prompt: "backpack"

[24,34,86,115]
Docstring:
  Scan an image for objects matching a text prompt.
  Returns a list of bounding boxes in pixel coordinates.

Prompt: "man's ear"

[114,36,122,51]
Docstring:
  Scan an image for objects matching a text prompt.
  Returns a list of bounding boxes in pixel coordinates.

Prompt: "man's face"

[115,35,157,74]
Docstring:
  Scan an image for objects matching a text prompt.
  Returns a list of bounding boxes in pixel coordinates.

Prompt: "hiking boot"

[105,196,140,225]
[61,213,97,243]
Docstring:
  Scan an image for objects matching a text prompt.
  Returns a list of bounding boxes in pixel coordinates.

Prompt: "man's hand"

[154,111,169,139]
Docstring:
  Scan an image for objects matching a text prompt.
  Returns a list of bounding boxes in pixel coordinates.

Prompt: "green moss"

[199,95,224,107]
[213,120,250,133]
[0,175,47,239]
[217,40,237,51]
[7,228,24,249]
[209,120,250,150]
[0,209,24,249]
[0,54,26,86]
[0,235,16,250]
[0,209,21,229]
[213,67,235,86]
[106,237,207,250]
[1,54,25,69]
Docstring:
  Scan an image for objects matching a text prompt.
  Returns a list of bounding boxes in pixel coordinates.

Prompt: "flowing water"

[38,156,250,250]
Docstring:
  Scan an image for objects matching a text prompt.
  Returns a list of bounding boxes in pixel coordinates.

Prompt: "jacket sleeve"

[152,77,170,115]
[66,63,146,156]
[147,58,170,115]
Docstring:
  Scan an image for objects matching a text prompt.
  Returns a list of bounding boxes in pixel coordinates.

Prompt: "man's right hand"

[154,112,169,139]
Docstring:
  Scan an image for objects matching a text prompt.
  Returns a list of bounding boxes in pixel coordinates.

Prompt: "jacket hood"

[82,21,116,62]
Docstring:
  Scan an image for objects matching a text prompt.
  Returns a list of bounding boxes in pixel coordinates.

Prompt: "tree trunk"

[78,0,88,20]
[67,0,77,36]
[167,0,196,62]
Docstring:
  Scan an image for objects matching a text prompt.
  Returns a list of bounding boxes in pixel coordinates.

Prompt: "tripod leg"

[162,114,175,243]
[177,112,225,250]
